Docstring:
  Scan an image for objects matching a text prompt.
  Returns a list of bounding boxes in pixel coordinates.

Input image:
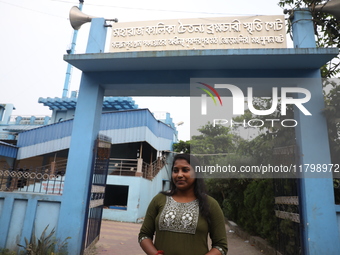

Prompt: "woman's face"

[172,159,196,191]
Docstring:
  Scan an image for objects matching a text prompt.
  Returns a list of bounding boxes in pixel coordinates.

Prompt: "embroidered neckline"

[159,195,199,234]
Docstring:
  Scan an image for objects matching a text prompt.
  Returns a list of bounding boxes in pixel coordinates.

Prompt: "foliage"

[17,225,70,255]
[196,101,299,246]
[232,99,296,165]
[191,123,234,154]
[279,219,300,255]
[196,121,279,244]
[173,123,234,155]
[323,80,340,165]
[206,178,277,244]
[173,140,190,153]
[324,80,340,204]
[243,180,277,241]
[0,248,16,255]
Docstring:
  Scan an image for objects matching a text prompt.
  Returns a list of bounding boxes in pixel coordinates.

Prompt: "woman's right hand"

[140,238,159,255]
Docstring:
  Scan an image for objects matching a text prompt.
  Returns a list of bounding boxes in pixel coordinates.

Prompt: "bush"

[17,225,70,255]
[206,178,277,245]
[0,248,16,255]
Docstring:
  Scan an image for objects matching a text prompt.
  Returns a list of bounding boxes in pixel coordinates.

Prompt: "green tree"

[232,100,296,166]
[324,82,340,165]
[173,140,190,153]
[191,123,234,155]
[189,122,240,167]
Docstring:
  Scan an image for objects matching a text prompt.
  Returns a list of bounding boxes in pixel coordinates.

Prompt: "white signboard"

[109,15,286,52]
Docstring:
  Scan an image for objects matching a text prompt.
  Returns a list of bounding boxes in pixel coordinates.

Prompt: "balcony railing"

[109,157,165,179]
[108,158,138,176]
[0,159,67,195]
[8,115,50,125]
[142,159,165,180]
[0,156,166,194]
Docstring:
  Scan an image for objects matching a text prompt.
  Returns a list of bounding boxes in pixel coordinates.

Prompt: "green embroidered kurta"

[138,193,228,255]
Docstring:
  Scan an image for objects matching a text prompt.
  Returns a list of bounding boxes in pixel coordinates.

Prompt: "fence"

[0,159,67,195]
[0,156,166,194]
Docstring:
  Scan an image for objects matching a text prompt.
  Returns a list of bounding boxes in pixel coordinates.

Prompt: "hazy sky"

[0,0,287,140]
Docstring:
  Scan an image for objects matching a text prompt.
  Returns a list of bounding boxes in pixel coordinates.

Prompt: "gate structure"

[58,12,339,254]
[83,134,111,253]
[273,145,302,255]
[1,8,339,255]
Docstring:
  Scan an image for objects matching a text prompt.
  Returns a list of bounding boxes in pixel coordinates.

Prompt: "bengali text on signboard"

[109,15,287,52]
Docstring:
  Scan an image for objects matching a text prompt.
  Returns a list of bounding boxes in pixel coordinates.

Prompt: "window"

[104,185,129,210]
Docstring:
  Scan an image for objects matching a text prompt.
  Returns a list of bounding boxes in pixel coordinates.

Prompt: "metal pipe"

[62,1,84,98]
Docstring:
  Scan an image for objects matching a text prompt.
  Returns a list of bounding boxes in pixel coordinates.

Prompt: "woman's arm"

[207,196,228,255]
[138,194,165,254]
[140,238,159,255]
[205,247,225,255]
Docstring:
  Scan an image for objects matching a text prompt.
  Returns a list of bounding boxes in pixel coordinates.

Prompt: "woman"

[138,154,228,255]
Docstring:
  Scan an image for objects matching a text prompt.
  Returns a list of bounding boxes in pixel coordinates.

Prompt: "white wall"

[103,158,172,222]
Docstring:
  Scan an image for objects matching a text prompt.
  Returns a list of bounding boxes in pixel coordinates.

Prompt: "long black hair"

[161,154,210,223]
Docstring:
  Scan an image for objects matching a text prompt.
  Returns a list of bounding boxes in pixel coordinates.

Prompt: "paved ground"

[95,220,264,255]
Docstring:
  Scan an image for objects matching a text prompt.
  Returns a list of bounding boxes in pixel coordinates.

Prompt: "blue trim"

[64,48,339,72]
[335,205,340,213]
[0,142,18,158]
[17,120,73,147]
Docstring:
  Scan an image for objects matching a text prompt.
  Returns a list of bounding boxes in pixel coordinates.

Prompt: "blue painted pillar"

[291,9,315,48]
[56,18,107,255]
[292,10,340,254]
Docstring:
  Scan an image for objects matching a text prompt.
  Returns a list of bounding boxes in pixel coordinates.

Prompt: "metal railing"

[108,158,138,176]
[0,159,67,195]
[108,157,166,179]
[8,115,50,125]
[0,156,166,194]
[142,158,165,179]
